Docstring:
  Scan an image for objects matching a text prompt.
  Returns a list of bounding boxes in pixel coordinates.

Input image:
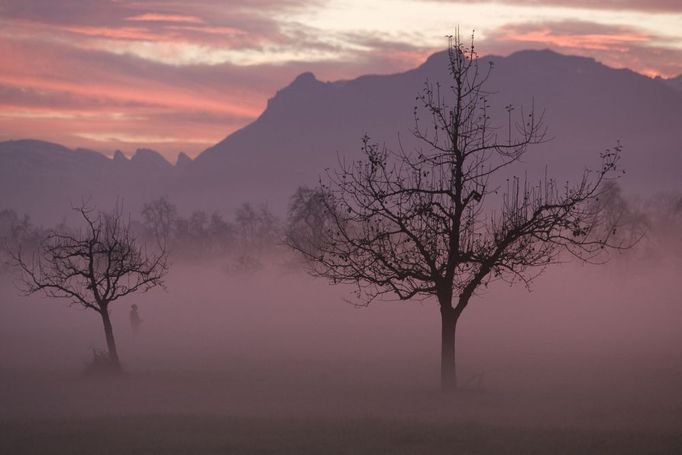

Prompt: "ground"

[1,364,681,454]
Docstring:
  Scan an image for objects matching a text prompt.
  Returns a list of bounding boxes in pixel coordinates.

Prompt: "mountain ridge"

[1,49,680,223]
[186,47,681,205]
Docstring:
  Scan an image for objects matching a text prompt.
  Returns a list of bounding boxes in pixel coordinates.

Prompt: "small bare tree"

[12,204,168,371]
[0,209,38,273]
[287,186,336,260]
[232,203,280,270]
[141,196,177,246]
[288,34,628,392]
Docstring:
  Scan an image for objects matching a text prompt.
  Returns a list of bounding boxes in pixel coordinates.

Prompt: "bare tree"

[0,209,39,273]
[12,204,168,371]
[589,181,647,251]
[141,196,177,245]
[288,34,627,392]
[234,203,280,268]
[287,186,336,260]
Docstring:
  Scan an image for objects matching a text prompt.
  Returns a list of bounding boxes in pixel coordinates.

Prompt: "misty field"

[2,362,682,454]
[1,367,681,454]
[2,259,681,454]
[2,409,681,454]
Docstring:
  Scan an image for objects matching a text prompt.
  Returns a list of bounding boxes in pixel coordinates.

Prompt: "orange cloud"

[501,28,650,52]
[126,13,205,24]
[62,25,169,42]
[0,74,261,119]
[168,25,245,36]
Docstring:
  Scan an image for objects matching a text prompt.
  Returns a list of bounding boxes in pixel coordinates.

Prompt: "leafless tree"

[141,196,177,246]
[287,186,336,261]
[232,203,280,269]
[590,181,647,248]
[288,34,628,392]
[0,209,39,273]
[11,204,168,371]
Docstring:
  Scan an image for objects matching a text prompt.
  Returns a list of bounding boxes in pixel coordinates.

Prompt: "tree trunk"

[100,309,121,370]
[440,304,458,392]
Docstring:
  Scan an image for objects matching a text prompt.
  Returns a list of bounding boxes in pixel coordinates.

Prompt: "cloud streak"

[450,0,682,13]
[126,13,205,24]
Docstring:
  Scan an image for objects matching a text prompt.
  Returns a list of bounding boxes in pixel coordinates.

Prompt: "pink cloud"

[483,21,682,78]
[501,28,650,52]
[62,25,170,42]
[426,0,682,13]
[126,13,205,24]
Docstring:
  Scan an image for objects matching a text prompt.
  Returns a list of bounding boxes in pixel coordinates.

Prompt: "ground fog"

[1,253,681,453]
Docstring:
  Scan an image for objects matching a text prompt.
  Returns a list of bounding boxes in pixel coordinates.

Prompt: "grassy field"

[3,414,682,455]
[1,367,681,454]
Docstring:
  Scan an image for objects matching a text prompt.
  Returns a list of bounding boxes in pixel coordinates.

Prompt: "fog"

[1,239,681,453]
[1,185,680,454]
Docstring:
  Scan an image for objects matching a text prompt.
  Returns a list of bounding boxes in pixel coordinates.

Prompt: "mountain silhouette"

[661,75,682,93]
[0,140,175,222]
[180,49,682,214]
[1,49,680,223]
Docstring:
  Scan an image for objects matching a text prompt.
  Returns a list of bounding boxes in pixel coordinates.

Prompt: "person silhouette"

[130,304,142,336]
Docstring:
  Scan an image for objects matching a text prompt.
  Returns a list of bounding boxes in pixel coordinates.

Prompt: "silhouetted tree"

[233,203,280,269]
[591,181,647,248]
[141,196,177,245]
[286,186,336,260]
[141,197,237,262]
[11,204,168,371]
[206,212,235,255]
[175,210,208,256]
[639,191,682,263]
[0,209,38,273]
[288,34,626,392]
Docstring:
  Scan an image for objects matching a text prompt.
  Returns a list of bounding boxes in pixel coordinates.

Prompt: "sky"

[0,0,680,160]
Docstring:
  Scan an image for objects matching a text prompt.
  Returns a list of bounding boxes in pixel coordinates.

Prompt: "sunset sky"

[1,0,680,160]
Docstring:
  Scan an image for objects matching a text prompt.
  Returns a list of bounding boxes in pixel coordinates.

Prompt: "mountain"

[661,75,682,93]
[175,152,193,169]
[1,49,681,223]
[0,140,175,223]
[182,49,682,212]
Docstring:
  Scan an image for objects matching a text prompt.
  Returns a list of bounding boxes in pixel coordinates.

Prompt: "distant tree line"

[1,186,681,277]
[288,182,681,266]
[1,198,283,276]
[139,197,282,270]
